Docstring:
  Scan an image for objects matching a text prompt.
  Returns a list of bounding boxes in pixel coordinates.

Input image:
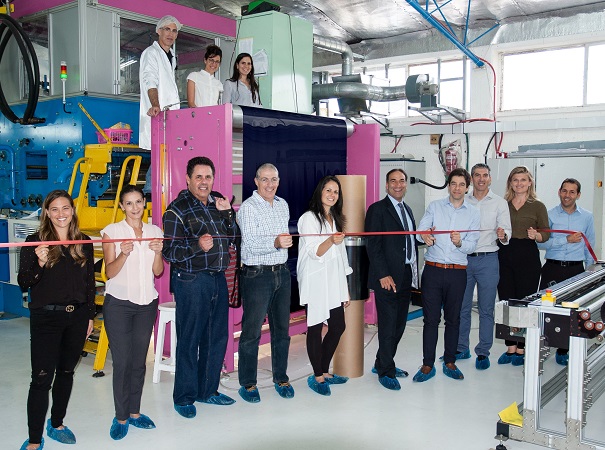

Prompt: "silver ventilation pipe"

[313,34,354,76]
[312,34,414,105]
[312,82,408,102]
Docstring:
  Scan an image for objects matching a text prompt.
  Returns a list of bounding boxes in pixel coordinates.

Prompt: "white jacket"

[138,41,180,150]
[297,211,352,326]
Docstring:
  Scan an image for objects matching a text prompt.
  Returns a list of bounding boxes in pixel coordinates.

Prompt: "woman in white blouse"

[186,45,223,107]
[101,185,164,440]
[297,176,352,396]
[221,52,262,107]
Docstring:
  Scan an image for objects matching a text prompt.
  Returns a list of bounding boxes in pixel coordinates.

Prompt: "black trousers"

[540,260,584,354]
[306,305,346,377]
[104,295,158,421]
[27,305,89,444]
[498,239,541,348]
[539,260,584,290]
[374,265,412,378]
[420,264,467,366]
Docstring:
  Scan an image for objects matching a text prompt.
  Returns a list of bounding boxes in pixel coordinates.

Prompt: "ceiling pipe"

[313,34,354,76]
[312,34,411,103]
[311,34,438,113]
[312,82,408,102]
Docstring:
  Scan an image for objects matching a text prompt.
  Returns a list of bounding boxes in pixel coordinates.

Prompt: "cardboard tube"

[333,175,367,378]
[333,300,365,377]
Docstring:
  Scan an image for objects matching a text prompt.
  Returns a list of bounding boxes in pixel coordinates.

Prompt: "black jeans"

[420,264,467,366]
[306,306,346,377]
[27,305,89,444]
[103,295,158,420]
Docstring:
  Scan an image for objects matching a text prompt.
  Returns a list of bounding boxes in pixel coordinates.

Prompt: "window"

[502,44,605,110]
[587,44,605,105]
[19,15,49,99]
[409,59,467,116]
[119,18,214,98]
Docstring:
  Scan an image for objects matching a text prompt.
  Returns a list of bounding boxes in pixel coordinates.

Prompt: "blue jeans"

[238,264,291,387]
[458,252,499,357]
[172,269,228,405]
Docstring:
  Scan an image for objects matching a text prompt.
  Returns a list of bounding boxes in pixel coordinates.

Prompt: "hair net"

[156,15,183,33]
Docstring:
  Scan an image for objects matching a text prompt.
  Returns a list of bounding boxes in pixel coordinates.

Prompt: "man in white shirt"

[139,15,182,151]
[456,163,511,370]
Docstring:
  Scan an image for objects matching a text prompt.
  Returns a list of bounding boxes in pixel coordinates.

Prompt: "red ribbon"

[0,229,482,249]
[2,228,599,263]
[537,228,598,263]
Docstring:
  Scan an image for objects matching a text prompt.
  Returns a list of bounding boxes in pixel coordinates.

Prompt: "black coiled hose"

[0,13,45,124]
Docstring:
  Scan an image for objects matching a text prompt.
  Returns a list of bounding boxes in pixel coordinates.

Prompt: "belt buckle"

[65,305,75,313]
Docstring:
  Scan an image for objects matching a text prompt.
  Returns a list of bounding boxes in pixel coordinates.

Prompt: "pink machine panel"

[151,104,380,372]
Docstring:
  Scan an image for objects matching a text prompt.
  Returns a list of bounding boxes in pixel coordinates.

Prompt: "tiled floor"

[1,311,601,450]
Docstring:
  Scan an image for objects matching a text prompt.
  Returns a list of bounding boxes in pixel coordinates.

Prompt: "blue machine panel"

[0,95,140,210]
[0,220,8,282]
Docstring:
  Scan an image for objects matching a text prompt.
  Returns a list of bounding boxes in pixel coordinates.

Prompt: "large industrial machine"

[1,1,435,376]
[495,264,605,449]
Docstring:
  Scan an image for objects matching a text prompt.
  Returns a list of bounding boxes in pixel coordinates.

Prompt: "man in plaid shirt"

[162,156,237,418]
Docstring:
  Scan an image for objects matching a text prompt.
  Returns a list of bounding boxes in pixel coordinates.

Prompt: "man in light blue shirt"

[237,163,295,402]
[457,163,511,371]
[412,168,480,383]
[537,178,595,365]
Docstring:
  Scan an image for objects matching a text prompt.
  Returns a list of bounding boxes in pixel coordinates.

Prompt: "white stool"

[153,301,177,383]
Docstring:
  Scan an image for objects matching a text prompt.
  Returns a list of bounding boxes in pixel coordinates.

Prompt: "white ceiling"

[168,0,605,64]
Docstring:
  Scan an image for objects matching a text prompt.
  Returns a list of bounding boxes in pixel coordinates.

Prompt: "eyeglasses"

[206,58,221,65]
[258,177,279,184]
[160,27,179,34]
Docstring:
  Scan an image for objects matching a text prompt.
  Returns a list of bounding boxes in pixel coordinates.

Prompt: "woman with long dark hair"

[497,166,549,366]
[18,190,95,450]
[101,185,164,440]
[221,53,262,107]
[297,176,352,396]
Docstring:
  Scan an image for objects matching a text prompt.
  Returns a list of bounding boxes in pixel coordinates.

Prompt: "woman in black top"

[18,190,95,450]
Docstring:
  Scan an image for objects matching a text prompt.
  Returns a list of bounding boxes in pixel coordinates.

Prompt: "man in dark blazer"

[365,168,418,391]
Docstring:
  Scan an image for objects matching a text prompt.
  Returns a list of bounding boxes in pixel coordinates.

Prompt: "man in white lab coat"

[138,15,182,151]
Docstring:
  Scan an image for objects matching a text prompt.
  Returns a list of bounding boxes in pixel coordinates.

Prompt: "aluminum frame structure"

[495,265,605,450]
[404,0,500,68]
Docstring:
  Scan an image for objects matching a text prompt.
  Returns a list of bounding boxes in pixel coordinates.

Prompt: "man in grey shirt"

[456,163,511,370]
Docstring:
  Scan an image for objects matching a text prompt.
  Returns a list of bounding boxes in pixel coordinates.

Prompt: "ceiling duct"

[312,34,438,117]
[312,34,354,76]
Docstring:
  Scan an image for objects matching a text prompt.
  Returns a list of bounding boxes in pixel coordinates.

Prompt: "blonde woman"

[497,166,549,366]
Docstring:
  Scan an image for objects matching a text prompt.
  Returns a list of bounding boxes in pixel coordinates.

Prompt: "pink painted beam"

[13,0,71,18]
[100,0,236,37]
[14,0,236,38]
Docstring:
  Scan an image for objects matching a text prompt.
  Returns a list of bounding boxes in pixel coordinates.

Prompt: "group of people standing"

[16,13,597,450]
[139,15,261,154]
[364,163,594,390]
[16,160,596,449]
[18,185,164,450]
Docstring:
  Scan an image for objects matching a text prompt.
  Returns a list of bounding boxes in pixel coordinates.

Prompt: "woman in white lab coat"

[297,176,352,396]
